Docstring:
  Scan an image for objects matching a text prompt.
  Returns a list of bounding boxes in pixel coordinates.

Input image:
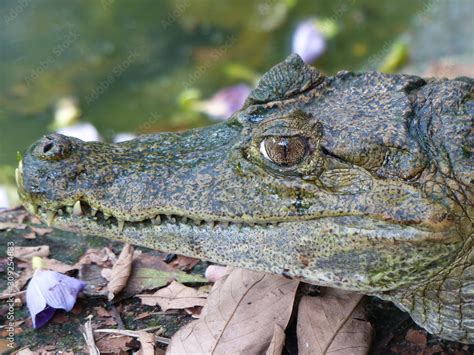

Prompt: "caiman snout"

[31,134,73,161]
[17,133,91,216]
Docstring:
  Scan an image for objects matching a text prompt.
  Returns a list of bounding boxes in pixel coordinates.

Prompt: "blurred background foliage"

[1,0,471,207]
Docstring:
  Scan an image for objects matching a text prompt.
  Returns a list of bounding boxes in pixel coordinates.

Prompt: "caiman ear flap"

[244,53,325,107]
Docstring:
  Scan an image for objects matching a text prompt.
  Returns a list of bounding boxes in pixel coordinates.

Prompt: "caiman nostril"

[43,142,54,153]
[33,133,73,161]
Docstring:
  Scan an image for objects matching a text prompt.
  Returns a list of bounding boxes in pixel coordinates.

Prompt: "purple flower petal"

[26,270,86,328]
[292,19,326,63]
[199,84,252,120]
[33,306,56,329]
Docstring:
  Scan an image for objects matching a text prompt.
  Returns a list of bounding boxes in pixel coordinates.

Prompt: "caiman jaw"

[22,198,282,232]
[17,194,457,245]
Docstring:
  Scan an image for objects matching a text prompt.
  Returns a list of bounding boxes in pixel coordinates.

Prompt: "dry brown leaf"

[136,311,153,320]
[265,324,286,355]
[205,265,229,282]
[167,268,299,355]
[95,333,134,353]
[138,281,208,311]
[0,339,16,354]
[138,331,155,355]
[30,226,53,236]
[297,289,373,355]
[1,268,34,295]
[0,207,28,224]
[184,306,203,319]
[168,255,200,271]
[0,323,22,338]
[94,306,112,318]
[78,247,117,267]
[101,267,112,281]
[405,329,427,346]
[22,232,36,239]
[26,214,42,225]
[43,258,78,273]
[14,245,49,261]
[93,306,117,326]
[0,221,26,231]
[107,244,134,300]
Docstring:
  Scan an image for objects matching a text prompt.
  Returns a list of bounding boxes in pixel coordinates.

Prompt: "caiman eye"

[260,136,309,167]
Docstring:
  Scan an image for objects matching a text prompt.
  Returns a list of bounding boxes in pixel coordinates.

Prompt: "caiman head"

[16,55,473,341]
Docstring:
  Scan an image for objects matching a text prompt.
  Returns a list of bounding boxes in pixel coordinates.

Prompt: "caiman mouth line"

[25,199,283,232]
[21,199,458,246]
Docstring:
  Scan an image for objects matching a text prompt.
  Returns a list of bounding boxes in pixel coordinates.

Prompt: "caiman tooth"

[66,206,73,214]
[117,219,125,232]
[46,210,56,226]
[30,203,38,214]
[103,212,111,220]
[57,209,64,216]
[181,217,188,224]
[90,208,98,217]
[15,162,23,186]
[15,168,21,186]
[153,215,161,225]
[73,201,83,216]
[221,221,229,228]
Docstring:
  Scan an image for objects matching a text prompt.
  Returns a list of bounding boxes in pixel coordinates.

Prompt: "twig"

[139,331,156,355]
[109,304,125,329]
[94,326,170,344]
[81,316,100,355]
[0,290,26,300]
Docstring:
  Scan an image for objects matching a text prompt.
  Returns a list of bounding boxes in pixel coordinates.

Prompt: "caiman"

[16,54,473,343]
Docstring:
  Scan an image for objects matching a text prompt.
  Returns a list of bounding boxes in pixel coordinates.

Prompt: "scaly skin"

[16,55,473,343]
